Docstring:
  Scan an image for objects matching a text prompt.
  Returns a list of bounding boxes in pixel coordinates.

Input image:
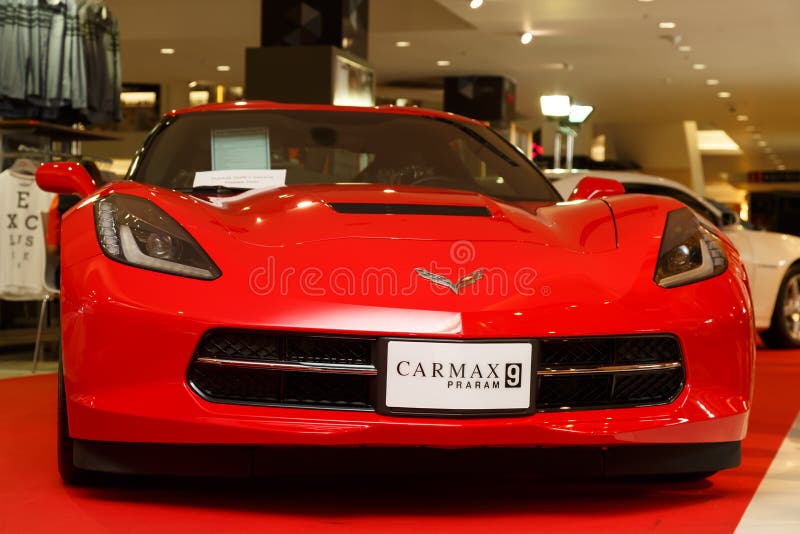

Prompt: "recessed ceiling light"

[658,22,677,29]
[706,79,720,86]
[469,0,484,8]
[758,140,768,147]
[520,32,534,45]
[160,48,175,55]
[638,0,655,3]
[736,115,749,122]
[717,91,731,98]
[395,41,411,47]
[678,45,692,52]
[216,65,231,72]
[436,60,451,67]
[188,81,198,88]
[692,63,707,70]
[778,164,787,170]
[541,62,574,71]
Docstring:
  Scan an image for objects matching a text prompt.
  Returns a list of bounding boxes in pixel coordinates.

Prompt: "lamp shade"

[568,104,594,124]
[540,95,571,117]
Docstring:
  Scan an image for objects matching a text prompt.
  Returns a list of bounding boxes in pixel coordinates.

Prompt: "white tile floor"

[737,411,800,532]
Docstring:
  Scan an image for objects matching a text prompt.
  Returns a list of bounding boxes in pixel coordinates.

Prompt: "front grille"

[197,331,371,365]
[188,331,374,410]
[189,364,372,409]
[187,331,684,413]
[537,335,683,410]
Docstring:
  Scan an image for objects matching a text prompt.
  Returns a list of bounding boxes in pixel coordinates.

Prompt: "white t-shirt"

[0,168,55,300]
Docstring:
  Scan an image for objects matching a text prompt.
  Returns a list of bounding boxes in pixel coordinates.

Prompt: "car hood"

[190,184,618,254]
[72,183,727,331]
[728,224,800,268]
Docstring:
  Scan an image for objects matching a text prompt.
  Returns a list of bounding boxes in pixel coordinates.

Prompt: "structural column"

[246,0,373,105]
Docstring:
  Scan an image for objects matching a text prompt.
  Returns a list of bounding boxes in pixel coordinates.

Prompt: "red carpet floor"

[1,349,799,534]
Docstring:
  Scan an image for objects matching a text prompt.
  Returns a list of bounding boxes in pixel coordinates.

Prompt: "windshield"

[128,110,560,202]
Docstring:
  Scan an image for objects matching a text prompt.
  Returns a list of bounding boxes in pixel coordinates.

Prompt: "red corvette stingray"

[37,102,755,484]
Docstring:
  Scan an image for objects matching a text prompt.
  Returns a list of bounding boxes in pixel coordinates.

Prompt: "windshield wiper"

[176,185,250,195]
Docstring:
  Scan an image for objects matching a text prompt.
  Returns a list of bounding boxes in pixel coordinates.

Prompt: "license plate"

[384,340,533,412]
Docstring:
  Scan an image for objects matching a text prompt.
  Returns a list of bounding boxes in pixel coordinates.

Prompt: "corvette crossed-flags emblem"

[415,268,485,294]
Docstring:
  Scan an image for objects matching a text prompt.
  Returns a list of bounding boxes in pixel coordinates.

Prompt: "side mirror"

[35,162,98,198]
[567,176,626,201]
[721,212,738,227]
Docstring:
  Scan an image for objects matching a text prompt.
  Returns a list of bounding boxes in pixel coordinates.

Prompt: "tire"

[761,264,800,349]
[57,357,100,486]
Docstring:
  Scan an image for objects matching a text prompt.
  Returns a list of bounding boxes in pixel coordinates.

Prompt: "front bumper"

[61,255,754,448]
[73,441,742,477]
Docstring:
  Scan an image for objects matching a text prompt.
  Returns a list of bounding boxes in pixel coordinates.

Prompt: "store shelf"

[0,120,120,142]
[0,327,60,349]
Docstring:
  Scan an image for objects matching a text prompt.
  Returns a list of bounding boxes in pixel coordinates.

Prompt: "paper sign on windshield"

[193,169,287,189]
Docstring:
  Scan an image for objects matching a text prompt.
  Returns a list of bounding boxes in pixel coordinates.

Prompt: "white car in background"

[549,170,800,348]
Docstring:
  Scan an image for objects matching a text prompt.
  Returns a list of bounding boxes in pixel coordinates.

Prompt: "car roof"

[167,100,484,126]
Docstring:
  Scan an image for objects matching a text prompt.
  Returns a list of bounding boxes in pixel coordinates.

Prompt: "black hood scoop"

[328,203,491,217]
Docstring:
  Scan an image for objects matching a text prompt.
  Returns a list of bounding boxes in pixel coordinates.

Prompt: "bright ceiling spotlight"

[717,91,731,98]
[678,45,692,52]
[216,65,231,72]
[160,48,175,55]
[520,32,534,45]
[469,0,484,8]
[568,104,594,124]
[658,21,676,29]
[736,115,749,122]
[692,63,707,70]
[395,41,411,47]
[436,60,451,67]
[540,95,572,117]
[706,79,720,86]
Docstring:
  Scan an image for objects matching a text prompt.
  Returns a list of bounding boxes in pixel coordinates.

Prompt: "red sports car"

[38,102,755,484]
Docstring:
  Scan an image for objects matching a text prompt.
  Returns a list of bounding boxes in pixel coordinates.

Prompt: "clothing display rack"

[0,119,118,355]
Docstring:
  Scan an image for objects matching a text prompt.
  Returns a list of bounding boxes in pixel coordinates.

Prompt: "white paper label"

[385,341,532,410]
[193,169,286,190]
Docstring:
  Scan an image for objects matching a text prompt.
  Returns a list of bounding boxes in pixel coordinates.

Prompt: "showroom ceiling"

[106,0,800,170]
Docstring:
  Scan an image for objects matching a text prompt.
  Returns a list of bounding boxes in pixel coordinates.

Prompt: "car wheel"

[57,356,99,486]
[762,264,800,349]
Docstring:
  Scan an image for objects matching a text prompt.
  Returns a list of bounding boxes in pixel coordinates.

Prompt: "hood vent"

[328,203,491,217]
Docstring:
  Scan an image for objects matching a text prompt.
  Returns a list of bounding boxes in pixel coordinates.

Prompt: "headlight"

[655,208,727,288]
[94,194,221,280]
